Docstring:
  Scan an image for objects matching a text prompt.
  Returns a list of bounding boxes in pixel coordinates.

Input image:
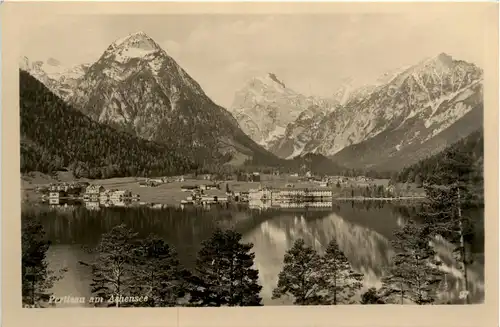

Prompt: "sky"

[19,9,491,108]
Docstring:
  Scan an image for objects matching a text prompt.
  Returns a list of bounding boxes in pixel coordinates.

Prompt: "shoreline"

[22,174,427,207]
[332,197,425,201]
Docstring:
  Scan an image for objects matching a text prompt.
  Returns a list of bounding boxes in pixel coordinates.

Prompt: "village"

[37,182,141,207]
[28,170,426,210]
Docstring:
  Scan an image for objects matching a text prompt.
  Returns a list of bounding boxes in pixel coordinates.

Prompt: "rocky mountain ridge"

[39,31,281,167]
[235,53,483,170]
[21,42,483,172]
[328,53,483,170]
[230,73,338,149]
[19,56,90,101]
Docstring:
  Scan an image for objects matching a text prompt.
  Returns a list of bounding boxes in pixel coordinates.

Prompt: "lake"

[26,201,484,306]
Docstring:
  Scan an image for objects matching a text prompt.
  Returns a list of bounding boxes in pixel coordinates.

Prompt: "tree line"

[22,212,67,307]
[277,173,478,306]
[396,129,483,187]
[22,217,264,307]
[22,216,375,307]
[22,218,458,308]
[335,184,401,198]
[23,214,385,307]
[380,134,482,304]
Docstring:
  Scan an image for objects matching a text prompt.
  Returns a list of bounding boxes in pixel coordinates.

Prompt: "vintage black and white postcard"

[1,1,498,327]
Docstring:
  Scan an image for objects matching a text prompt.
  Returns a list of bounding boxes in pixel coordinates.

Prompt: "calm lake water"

[27,201,484,306]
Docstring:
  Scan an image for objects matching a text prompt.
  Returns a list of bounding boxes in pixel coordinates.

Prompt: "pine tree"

[130,234,191,307]
[420,147,481,304]
[86,224,139,307]
[406,169,416,183]
[414,174,423,187]
[420,185,477,304]
[272,239,325,305]
[320,239,363,304]
[22,215,67,307]
[380,220,443,304]
[189,229,262,306]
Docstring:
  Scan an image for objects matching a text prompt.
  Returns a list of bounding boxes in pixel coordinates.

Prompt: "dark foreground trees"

[85,225,190,307]
[131,234,192,307]
[22,215,66,307]
[87,224,139,307]
[272,239,324,305]
[85,226,262,307]
[189,229,262,306]
[320,239,364,304]
[379,139,483,305]
[418,146,482,305]
[272,238,364,305]
[24,213,460,307]
[380,221,443,304]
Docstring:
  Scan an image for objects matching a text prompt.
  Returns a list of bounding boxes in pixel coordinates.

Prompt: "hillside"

[20,70,198,179]
[269,105,329,159]
[397,128,484,185]
[331,101,483,171]
[327,54,482,170]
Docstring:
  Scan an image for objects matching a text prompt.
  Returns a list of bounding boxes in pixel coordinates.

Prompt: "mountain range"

[22,32,281,169]
[21,32,483,175]
[229,53,483,171]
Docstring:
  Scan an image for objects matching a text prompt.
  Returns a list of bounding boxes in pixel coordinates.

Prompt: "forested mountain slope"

[397,129,483,184]
[20,70,197,179]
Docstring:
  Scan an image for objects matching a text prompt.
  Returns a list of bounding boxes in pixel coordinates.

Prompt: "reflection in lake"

[244,211,393,304]
[27,201,484,306]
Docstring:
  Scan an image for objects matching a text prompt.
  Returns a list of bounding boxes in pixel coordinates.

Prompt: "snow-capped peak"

[110,31,160,50]
[398,52,464,79]
[48,63,90,82]
[417,52,455,71]
[103,31,163,63]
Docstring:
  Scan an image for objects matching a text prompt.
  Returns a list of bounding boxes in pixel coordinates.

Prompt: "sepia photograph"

[2,1,498,326]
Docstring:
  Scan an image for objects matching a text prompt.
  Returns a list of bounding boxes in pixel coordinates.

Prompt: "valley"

[20,32,484,180]
[18,12,487,310]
